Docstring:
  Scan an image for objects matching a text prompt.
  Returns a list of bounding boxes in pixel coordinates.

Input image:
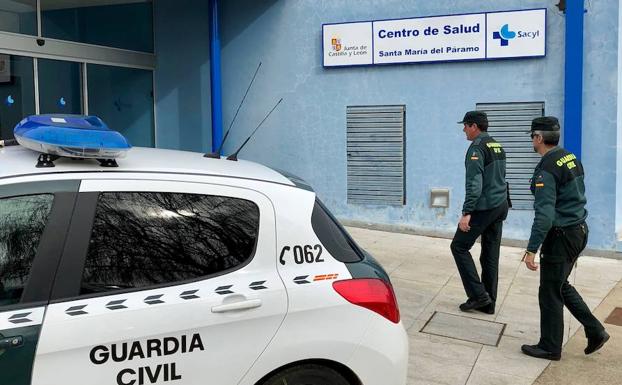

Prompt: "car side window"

[0,194,55,307]
[80,192,260,294]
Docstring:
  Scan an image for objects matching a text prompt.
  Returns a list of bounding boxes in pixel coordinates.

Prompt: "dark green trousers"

[538,223,605,354]
[451,201,508,303]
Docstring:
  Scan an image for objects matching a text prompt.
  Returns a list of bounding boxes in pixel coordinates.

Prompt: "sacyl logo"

[493,23,541,47]
[493,24,516,46]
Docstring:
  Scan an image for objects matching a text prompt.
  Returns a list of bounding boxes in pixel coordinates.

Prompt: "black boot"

[475,302,495,315]
[521,344,561,361]
[585,331,610,355]
[459,296,492,312]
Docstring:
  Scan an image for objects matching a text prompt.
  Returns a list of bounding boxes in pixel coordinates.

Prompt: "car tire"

[261,363,352,385]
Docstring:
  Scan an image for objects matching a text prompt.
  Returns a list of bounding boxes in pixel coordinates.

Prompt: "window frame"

[0,180,79,312]
[50,180,270,303]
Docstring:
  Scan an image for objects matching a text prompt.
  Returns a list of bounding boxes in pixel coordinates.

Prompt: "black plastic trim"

[21,192,79,304]
[273,168,314,192]
[311,199,364,263]
[310,199,390,284]
[49,192,99,301]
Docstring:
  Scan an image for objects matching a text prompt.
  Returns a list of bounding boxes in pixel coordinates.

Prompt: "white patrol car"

[0,115,408,385]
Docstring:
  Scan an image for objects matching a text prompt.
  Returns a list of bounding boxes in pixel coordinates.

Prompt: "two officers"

[452,111,609,360]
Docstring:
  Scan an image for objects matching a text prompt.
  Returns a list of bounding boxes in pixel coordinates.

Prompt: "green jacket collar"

[541,146,563,161]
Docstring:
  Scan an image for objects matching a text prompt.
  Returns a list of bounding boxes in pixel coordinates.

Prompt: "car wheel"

[261,363,352,385]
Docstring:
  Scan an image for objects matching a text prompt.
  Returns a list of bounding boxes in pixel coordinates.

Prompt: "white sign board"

[323,22,373,67]
[322,9,546,67]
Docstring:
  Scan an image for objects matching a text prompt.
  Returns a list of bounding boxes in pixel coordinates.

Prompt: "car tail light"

[332,278,400,323]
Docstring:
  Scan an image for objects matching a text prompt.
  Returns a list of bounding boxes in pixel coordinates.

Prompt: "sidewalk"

[346,227,622,385]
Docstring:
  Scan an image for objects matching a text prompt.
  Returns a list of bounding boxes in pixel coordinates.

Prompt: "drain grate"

[605,307,622,326]
[420,311,506,346]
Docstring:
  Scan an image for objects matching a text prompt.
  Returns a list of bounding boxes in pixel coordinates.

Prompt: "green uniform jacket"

[462,132,507,214]
[527,146,588,253]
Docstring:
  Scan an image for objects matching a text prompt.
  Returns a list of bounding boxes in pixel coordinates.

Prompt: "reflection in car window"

[0,195,54,307]
[81,192,260,294]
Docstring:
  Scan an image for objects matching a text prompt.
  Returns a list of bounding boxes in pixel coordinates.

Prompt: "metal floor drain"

[605,307,622,326]
[420,311,506,346]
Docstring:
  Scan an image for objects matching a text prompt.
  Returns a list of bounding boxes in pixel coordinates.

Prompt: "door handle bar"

[211,299,262,313]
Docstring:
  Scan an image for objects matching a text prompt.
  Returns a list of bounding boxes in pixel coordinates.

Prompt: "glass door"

[0,55,35,140]
[87,64,154,147]
[37,59,83,115]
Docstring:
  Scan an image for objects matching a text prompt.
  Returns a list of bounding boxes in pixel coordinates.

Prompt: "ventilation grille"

[476,102,544,210]
[347,105,405,205]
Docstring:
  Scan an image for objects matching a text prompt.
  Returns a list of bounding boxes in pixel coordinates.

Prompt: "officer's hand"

[522,251,538,271]
[458,215,471,232]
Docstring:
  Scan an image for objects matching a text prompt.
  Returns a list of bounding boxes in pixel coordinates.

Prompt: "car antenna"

[204,62,262,159]
[226,97,283,161]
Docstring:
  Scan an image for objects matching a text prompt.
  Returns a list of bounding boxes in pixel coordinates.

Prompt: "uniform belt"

[552,222,586,233]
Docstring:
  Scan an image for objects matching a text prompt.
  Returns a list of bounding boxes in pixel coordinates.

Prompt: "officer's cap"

[458,111,488,127]
[531,116,560,132]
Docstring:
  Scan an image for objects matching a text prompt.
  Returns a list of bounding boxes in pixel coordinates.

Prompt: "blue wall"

[581,0,619,250]
[213,0,620,250]
[153,0,212,152]
[148,0,619,250]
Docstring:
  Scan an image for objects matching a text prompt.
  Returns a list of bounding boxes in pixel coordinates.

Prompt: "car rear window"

[311,199,363,263]
[80,192,259,294]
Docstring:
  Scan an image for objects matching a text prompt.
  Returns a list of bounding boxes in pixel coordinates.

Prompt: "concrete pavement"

[346,226,622,385]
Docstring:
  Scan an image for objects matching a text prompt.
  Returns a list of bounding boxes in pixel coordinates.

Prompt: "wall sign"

[322,9,546,67]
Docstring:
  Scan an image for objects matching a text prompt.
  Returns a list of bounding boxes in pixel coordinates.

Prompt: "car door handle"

[0,336,23,350]
[211,299,262,313]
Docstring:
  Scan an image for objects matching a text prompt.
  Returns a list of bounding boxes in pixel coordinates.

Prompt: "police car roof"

[0,146,295,187]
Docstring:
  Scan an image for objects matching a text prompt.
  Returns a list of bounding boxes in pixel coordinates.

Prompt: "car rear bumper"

[347,316,409,385]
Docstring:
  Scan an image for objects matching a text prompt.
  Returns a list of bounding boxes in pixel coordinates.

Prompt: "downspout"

[563,0,584,159]
[209,0,223,153]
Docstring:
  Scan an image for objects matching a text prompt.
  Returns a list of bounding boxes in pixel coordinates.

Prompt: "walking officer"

[451,111,509,314]
[521,116,609,360]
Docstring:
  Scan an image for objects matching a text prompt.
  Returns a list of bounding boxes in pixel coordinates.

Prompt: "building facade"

[1,0,621,252]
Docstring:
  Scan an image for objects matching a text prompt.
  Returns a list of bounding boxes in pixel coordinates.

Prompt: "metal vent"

[476,102,544,210]
[347,105,405,205]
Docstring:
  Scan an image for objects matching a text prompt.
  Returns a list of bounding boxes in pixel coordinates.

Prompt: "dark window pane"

[87,64,154,147]
[0,55,35,140]
[81,192,260,294]
[311,199,363,263]
[41,1,153,52]
[38,58,82,115]
[0,1,37,35]
[0,194,54,307]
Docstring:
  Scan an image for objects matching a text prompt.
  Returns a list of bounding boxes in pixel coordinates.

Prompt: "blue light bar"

[14,114,131,159]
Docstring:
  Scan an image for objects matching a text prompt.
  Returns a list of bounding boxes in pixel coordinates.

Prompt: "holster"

[542,222,588,264]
